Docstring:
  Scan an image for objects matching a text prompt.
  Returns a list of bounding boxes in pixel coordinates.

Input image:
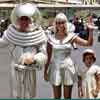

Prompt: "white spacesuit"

[0,3,47,98]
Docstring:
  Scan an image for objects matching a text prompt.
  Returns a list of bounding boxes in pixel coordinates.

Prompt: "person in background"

[0,3,47,98]
[44,12,93,99]
[0,18,11,37]
[94,16,100,42]
[73,16,85,38]
[72,16,85,49]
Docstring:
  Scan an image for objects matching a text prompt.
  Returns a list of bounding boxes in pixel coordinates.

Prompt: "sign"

[83,0,97,5]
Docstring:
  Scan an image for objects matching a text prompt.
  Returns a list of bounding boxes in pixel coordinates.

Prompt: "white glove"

[34,52,47,69]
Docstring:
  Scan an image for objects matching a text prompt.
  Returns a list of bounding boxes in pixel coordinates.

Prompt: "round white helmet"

[10,3,41,30]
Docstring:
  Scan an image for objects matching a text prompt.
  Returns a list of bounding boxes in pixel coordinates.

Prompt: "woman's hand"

[44,69,49,81]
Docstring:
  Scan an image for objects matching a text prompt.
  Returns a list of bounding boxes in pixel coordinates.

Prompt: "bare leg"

[64,85,73,99]
[52,85,61,99]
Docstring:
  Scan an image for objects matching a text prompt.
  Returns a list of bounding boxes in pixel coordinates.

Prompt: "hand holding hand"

[19,52,34,65]
[24,55,33,65]
[91,89,98,97]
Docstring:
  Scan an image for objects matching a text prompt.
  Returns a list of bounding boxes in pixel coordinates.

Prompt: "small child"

[78,49,100,99]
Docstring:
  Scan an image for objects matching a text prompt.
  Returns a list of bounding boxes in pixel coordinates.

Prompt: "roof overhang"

[0,3,100,9]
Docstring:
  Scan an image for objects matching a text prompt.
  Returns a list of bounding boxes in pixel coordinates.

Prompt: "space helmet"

[10,3,41,31]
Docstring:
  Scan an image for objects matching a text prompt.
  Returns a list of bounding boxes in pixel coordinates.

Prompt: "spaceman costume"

[0,3,47,98]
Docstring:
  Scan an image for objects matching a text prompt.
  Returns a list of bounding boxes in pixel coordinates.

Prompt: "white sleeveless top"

[47,31,77,73]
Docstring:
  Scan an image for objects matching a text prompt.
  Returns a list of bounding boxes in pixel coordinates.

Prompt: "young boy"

[78,49,100,98]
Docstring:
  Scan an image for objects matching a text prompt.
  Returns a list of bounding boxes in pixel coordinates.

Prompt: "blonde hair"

[51,13,75,35]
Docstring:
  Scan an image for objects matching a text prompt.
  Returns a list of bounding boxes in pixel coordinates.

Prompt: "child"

[78,49,100,99]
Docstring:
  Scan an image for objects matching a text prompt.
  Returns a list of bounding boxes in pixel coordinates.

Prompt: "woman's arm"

[44,42,52,72]
[73,16,94,47]
[44,42,52,81]
[73,27,93,46]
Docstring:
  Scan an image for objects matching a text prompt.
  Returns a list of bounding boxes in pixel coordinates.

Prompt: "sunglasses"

[19,16,30,21]
[56,21,65,25]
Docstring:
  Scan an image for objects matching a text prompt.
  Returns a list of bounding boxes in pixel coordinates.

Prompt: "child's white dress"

[78,64,100,98]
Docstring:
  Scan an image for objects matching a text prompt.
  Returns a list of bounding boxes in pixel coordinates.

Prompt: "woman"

[0,3,47,98]
[44,13,93,99]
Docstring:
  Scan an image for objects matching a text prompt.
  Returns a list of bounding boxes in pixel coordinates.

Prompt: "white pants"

[10,63,36,98]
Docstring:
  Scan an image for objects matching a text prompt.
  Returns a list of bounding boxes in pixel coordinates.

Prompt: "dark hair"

[83,53,96,62]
